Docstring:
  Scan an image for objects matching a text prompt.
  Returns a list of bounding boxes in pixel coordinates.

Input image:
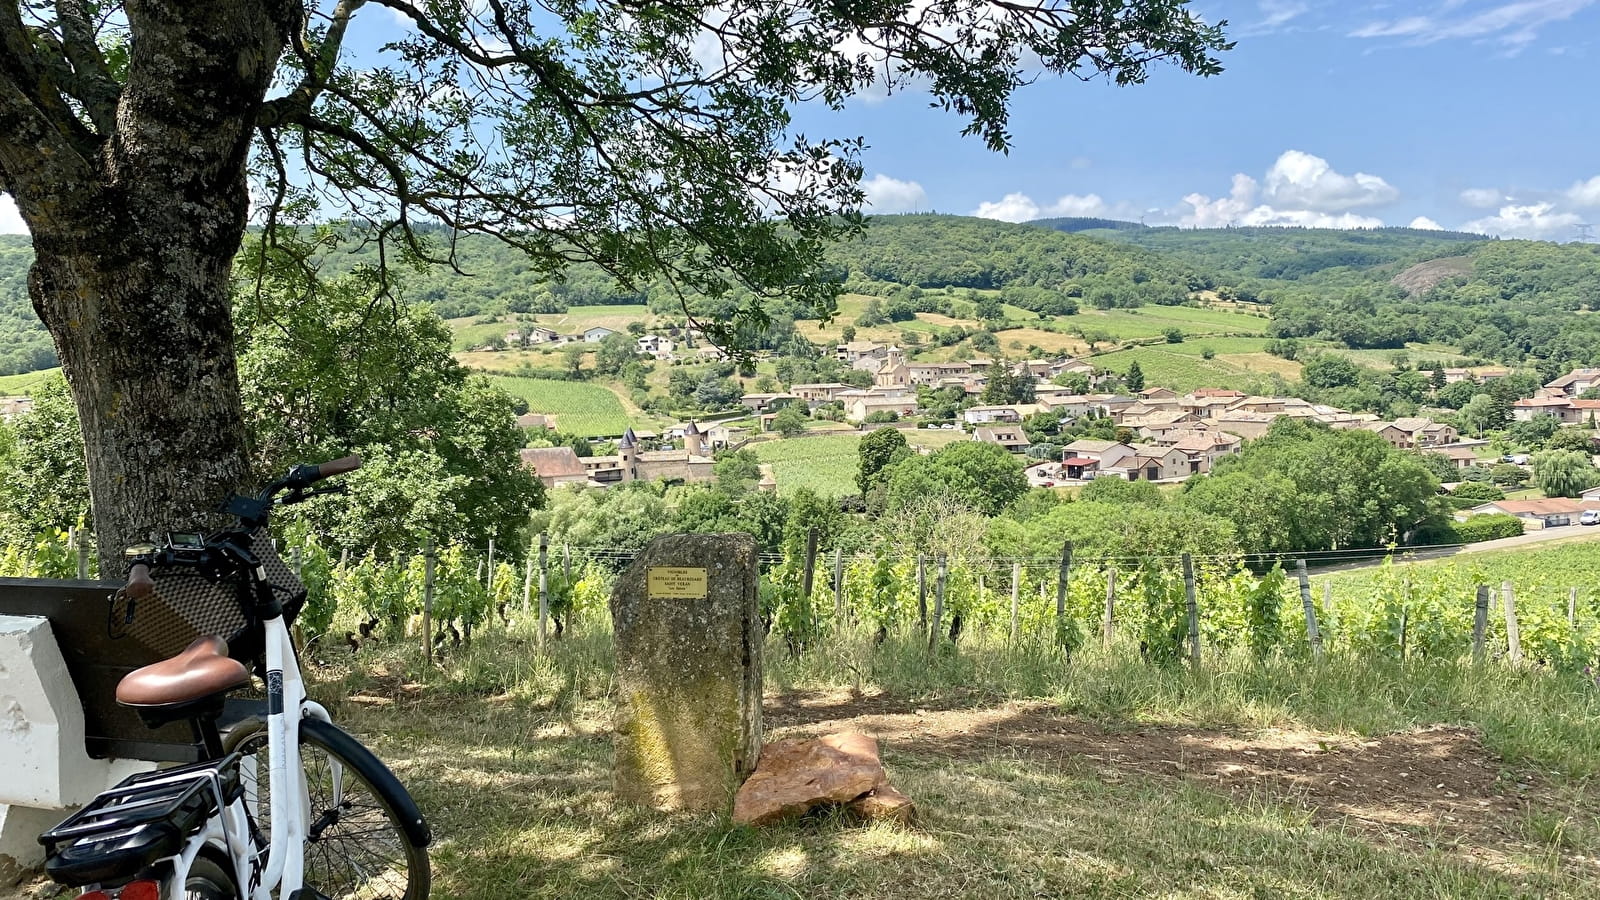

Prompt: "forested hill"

[0,236,51,377]
[5,216,1600,376]
[1030,220,1489,281]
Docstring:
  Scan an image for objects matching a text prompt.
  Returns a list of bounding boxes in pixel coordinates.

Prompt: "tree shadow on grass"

[339,696,1588,900]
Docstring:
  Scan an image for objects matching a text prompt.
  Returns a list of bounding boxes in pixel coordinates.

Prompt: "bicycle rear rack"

[39,753,244,887]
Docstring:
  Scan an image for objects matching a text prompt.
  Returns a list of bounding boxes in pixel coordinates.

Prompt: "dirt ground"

[765,689,1595,875]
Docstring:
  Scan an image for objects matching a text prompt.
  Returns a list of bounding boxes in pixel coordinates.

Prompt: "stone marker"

[611,533,762,812]
[732,732,889,826]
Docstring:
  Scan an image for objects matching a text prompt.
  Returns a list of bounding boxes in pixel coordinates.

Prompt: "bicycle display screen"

[166,532,204,550]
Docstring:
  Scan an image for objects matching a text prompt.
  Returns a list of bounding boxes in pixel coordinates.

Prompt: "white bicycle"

[38,456,431,900]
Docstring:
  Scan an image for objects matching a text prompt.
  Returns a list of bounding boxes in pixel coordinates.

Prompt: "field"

[1324,343,1471,371]
[750,433,863,496]
[1047,305,1269,342]
[0,367,59,393]
[1088,345,1290,393]
[485,376,641,437]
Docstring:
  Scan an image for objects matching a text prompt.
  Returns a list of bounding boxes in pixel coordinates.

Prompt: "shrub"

[1450,481,1504,502]
[1453,514,1526,543]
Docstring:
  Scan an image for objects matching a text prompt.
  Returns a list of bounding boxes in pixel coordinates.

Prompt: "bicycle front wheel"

[226,717,431,900]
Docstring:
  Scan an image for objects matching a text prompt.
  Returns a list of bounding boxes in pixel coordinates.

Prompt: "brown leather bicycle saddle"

[116,635,251,708]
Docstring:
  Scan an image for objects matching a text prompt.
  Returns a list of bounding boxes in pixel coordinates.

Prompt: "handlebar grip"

[125,564,155,600]
[316,455,362,478]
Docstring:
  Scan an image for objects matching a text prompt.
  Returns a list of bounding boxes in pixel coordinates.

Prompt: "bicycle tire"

[224,717,431,900]
[182,851,241,900]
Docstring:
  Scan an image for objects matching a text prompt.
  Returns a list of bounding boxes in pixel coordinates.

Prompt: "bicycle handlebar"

[124,563,155,600]
[315,454,362,479]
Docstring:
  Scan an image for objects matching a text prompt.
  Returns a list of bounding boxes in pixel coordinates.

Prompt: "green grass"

[1054,306,1268,341]
[1090,345,1282,393]
[486,376,637,437]
[0,367,59,393]
[283,619,1600,900]
[750,434,863,497]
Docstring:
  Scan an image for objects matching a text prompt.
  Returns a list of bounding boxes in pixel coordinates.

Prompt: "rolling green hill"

[6,216,1600,381]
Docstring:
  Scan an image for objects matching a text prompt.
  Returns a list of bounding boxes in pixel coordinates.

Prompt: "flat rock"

[846,784,917,824]
[733,732,887,826]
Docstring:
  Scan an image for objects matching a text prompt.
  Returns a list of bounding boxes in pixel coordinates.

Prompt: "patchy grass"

[267,621,1600,900]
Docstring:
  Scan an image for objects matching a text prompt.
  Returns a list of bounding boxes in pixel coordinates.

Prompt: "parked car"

[1582,510,1600,526]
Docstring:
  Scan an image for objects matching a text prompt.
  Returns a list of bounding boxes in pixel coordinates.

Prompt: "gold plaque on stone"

[647,566,709,600]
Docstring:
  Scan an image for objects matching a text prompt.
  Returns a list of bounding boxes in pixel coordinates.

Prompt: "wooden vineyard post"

[486,538,496,592]
[1055,541,1073,650]
[1570,587,1579,629]
[802,528,820,635]
[1399,577,1410,662]
[928,555,948,653]
[916,554,928,634]
[1296,560,1323,659]
[422,539,436,660]
[1103,568,1117,648]
[1472,585,1489,662]
[1502,580,1522,665]
[832,547,845,622]
[537,533,551,650]
[1183,553,1200,670]
[522,555,534,615]
[73,527,90,580]
[801,528,819,599]
[1009,561,1021,644]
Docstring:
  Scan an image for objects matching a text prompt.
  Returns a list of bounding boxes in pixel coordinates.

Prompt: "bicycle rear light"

[116,882,160,900]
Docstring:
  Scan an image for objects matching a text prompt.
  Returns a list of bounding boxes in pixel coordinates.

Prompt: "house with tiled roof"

[1543,368,1600,397]
[519,447,591,488]
[973,425,1031,453]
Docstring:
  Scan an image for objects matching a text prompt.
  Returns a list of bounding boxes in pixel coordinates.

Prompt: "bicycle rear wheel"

[226,717,430,900]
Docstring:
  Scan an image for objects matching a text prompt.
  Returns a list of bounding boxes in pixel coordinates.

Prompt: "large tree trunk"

[0,1,294,571]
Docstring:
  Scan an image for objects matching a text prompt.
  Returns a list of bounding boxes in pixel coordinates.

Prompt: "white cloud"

[861,174,928,213]
[1566,175,1600,208]
[1461,202,1583,239]
[1349,16,1433,38]
[1174,172,1386,229]
[1247,0,1311,33]
[1262,150,1399,211]
[971,192,1041,223]
[1409,216,1446,230]
[1460,187,1506,208]
[1350,0,1598,50]
[0,194,25,234]
[970,191,1122,223]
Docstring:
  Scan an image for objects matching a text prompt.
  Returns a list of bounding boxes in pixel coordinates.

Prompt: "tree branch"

[258,0,364,127]
[56,0,120,132]
[0,2,94,199]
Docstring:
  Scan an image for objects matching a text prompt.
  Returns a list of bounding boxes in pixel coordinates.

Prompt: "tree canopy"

[0,0,1232,562]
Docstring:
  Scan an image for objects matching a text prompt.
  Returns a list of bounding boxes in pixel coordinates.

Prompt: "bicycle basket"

[114,530,307,666]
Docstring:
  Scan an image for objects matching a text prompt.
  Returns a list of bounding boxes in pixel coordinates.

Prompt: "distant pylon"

[1577,223,1595,242]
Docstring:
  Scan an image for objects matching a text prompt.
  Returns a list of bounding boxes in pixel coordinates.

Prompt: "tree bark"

[0,0,295,570]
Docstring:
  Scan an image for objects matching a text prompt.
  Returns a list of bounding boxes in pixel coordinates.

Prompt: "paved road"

[1307,525,1600,575]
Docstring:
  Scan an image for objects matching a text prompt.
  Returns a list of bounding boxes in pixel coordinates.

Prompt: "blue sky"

[3,0,1598,239]
[799,0,1600,239]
